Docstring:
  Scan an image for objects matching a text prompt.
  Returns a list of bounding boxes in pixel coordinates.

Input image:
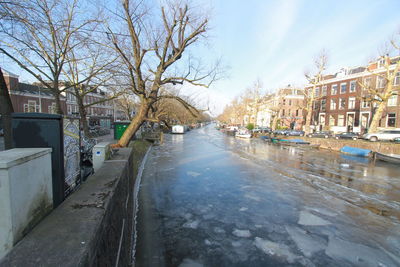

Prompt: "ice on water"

[298,211,331,226]
[178,258,204,267]
[187,171,201,177]
[232,229,251,238]
[285,226,327,257]
[183,220,200,229]
[325,236,396,266]
[254,237,300,264]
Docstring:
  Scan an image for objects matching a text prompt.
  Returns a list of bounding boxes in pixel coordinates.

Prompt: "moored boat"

[340,146,371,157]
[375,152,400,164]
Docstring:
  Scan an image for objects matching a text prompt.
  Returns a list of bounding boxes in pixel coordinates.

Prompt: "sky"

[2,0,400,116]
[193,0,400,115]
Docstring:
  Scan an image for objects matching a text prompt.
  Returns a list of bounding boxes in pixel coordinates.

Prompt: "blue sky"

[195,0,400,114]
[2,0,400,115]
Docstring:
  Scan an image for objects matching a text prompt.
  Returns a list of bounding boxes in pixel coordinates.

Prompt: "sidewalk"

[94,133,115,144]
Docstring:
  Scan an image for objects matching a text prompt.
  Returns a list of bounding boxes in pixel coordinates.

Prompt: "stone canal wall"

[0,147,142,267]
[281,136,400,154]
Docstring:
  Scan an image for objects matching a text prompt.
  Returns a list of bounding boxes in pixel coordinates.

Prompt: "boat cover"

[340,146,371,157]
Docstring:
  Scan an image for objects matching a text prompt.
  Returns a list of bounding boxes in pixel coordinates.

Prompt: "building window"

[387,113,396,127]
[48,103,57,114]
[322,85,327,96]
[289,100,292,106]
[340,83,347,94]
[378,58,386,68]
[338,115,345,126]
[67,105,72,114]
[348,97,356,109]
[363,77,371,89]
[394,72,400,86]
[321,99,326,111]
[388,95,398,106]
[339,98,346,109]
[377,76,386,88]
[24,100,40,113]
[362,100,370,108]
[350,81,356,92]
[330,99,337,110]
[331,84,338,95]
[329,115,335,126]
[315,87,320,97]
[282,109,285,116]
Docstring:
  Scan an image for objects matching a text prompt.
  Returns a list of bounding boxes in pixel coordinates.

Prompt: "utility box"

[0,148,53,260]
[92,142,111,172]
[113,121,131,140]
[12,113,65,207]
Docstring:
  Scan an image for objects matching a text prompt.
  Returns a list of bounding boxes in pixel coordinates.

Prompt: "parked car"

[335,132,359,140]
[307,131,332,138]
[393,137,400,143]
[253,127,272,133]
[273,129,289,135]
[362,130,400,142]
[285,130,305,136]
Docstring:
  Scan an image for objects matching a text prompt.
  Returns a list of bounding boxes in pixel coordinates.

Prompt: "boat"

[235,128,252,138]
[171,125,186,134]
[375,152,400,164]
[339,146,371,157]
[276,138,310,146]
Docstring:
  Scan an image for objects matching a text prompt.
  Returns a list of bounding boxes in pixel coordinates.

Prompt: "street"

[135,125,400,266]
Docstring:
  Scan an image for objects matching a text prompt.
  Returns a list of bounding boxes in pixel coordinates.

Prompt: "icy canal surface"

[135,125,400,267]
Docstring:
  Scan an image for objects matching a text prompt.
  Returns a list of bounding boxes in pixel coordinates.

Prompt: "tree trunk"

[271,112,279,131]
[77,95,89,137]
[304,103,313,134]
[0,68,14,150]
[368,102,386,133]
[116,101,150,147]
[52,80,64,115]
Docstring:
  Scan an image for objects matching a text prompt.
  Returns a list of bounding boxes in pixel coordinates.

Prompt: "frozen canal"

[135,125,400,267]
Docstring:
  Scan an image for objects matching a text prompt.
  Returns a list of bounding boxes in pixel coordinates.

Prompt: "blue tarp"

[340,146,371,157]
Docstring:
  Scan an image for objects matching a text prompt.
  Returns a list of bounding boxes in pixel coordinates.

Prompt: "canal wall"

[283,136,400,154]
[0,142,150,267]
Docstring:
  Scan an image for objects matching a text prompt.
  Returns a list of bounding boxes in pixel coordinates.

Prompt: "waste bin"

[12,113,65,207]
[114,121,131,140]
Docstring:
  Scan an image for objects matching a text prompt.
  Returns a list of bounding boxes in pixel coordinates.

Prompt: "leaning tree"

[106,0,219,147]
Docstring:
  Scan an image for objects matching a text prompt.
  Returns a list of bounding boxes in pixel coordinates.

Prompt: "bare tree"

[304,51,328,134]
[62,41,123,136]
[106,0,219,147]
[359,44,400,132]
[0,0,100,114]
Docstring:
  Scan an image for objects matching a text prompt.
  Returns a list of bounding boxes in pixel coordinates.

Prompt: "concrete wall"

[0,147,139,267]
[0,148,53,259]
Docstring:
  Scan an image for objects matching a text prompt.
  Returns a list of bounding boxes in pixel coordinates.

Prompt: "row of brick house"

[231,56,400,133]
[307,56,400,133]
[3,70,130,128]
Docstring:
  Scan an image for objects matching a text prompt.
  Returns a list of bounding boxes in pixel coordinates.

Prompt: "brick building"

[271,86,305,130]
[3,70,123,128]
[4,70,67,114]
[307,57,400,133]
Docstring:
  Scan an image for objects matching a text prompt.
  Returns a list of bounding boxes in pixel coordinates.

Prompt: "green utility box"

[113,121,131,140]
